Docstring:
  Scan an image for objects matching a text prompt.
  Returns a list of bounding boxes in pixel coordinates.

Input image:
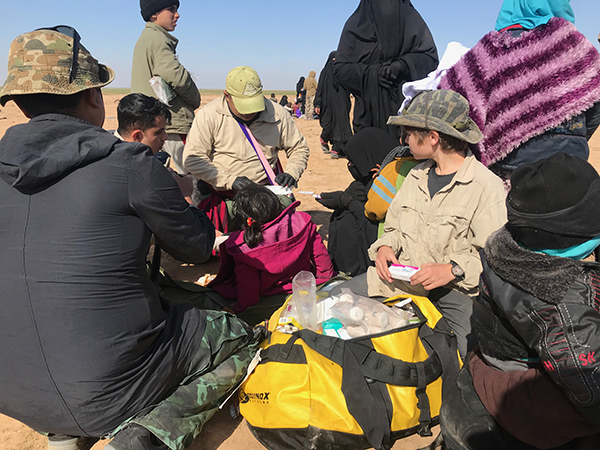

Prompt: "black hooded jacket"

[0,114,215,436]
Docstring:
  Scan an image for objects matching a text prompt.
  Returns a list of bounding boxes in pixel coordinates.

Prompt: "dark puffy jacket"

[0,114,215,436]
[473,228,600,424]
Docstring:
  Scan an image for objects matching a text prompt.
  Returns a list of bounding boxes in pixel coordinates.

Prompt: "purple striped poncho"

[440,18,600,167]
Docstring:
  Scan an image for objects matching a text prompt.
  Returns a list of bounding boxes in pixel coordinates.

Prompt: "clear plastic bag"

[328,289,411,338]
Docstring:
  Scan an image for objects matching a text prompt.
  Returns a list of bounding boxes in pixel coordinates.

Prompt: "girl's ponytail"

[233,185,285,249]
[244,216,264,248]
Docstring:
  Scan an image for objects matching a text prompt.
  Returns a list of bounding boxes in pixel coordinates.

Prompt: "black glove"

[377,63,393,89]
[232,176,255,193]
[382,60,409,81]
[316,191,353,210]
[275,172,297,188]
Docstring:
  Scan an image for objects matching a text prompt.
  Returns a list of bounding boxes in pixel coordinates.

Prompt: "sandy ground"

[1,93,599,450]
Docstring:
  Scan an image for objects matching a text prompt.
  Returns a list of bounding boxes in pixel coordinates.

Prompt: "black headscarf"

[334,0,438,139]
[279,95,288,106]
[345,127,399,184]
[315,52,353,145]
[296,77,306,95]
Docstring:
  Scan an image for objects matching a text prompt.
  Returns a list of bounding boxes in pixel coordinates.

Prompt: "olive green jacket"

[131,22,201,134]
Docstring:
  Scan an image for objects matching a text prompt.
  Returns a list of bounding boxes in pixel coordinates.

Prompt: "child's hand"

[371,164,381,179]
[410,263,454,290]
[375,246,399,283]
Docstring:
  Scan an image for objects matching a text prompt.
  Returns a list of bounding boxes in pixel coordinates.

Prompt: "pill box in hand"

[389,264,419,281]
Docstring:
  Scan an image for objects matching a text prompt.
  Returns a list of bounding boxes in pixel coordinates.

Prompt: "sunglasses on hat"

[35,25,81,84]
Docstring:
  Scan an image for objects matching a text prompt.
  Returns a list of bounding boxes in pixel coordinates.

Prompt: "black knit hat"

[507,153,600,249]
[140,0,180,21]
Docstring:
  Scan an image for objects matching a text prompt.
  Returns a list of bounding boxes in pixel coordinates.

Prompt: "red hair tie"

[247,217,255,227]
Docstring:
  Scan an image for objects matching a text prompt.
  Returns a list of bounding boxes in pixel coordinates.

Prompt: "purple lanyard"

[238,122,278,186]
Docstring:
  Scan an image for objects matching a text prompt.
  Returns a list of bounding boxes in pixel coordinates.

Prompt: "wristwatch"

[450,261,465,281]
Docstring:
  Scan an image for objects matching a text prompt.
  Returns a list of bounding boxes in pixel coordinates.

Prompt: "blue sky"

[0,1,599,90]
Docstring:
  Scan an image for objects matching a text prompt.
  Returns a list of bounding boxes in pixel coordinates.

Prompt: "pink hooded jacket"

[209,201,335,312]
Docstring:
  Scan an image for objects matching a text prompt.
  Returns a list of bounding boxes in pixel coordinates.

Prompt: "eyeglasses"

[35,25,81,84]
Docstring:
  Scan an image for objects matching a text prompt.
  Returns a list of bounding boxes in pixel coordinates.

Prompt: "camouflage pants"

[120,311,266,450]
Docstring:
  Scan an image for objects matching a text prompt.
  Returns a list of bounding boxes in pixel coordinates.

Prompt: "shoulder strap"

[237,122,278,185]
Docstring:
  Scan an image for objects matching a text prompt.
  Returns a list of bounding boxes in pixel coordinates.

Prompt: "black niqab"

[345,127,399,183]
[334,0,438,139]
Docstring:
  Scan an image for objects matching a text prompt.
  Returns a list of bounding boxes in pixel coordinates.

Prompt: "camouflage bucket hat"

[0,28,115,106]
[387,89,483,144]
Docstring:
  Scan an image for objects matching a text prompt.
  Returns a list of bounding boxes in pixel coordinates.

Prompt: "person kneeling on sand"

[183,66,310,232]
[0,27,264,450]
[332,90,507,359]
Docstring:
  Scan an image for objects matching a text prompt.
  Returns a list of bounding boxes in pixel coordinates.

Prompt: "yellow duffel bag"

[239,294,461,450]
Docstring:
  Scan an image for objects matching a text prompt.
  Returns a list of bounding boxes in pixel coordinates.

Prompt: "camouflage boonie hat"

[0,29,115,106]
[387,89,483,144]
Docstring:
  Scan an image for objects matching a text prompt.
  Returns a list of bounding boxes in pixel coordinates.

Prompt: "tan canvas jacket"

[303,71,318,96]
[183,95,310,190]
[367,152,507,298]
[131,22,201,134]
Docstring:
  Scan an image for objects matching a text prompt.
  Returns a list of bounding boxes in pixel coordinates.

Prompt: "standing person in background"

[296,76,306,115]
[440,0,600,183]
[303,70,318,119]
[131,0,201,175]
[334,0,438,139]
[315,51,353,158]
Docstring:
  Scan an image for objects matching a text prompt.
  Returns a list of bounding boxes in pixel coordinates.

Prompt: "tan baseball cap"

[225,66,265,115]
[0,28,114,106]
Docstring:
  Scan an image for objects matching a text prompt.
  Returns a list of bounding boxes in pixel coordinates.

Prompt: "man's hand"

[410,263,455,291]
[232,176,255,193]
[375,246,400,283]
[168,168,195,204]
[275,172,297,188]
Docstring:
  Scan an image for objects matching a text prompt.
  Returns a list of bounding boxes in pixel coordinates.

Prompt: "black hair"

[12,91,86,117]
[233,184,285,249]
[117,93,171,136]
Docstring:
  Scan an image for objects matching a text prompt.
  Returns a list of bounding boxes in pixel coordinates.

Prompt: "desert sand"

[1,93,599,450]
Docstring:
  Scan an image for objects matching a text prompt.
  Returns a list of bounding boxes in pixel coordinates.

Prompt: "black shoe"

[320,139,331,154]
[48,434,98,450]
[104,425,168,450]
